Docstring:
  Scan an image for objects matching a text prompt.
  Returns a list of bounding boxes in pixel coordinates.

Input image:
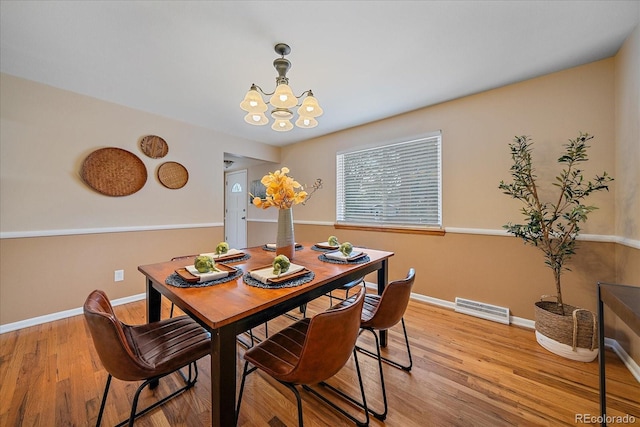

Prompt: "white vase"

[276,208,295,259]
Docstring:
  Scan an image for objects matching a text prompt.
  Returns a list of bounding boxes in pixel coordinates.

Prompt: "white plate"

[185,265,229,282]
[249,263,306,284]
[316,241,339,249]
[324,250,363,261]
[200,249,242,259]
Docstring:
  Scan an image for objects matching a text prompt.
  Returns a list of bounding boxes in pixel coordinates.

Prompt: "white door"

[225,170,247,249]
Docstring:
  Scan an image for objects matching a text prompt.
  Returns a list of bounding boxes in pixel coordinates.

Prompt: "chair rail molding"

[0,223,223,239]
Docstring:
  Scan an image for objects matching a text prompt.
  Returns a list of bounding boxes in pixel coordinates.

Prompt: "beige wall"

[612,24,640,361]
[273,59,616,233]
[1,32,638,366]
[615,24,640,243]
[0,73,277,324]
[270,57,619,282]
[0,227,223,323]
[290,225,616,319]
[247,50,639,360]
[0,73,280,233]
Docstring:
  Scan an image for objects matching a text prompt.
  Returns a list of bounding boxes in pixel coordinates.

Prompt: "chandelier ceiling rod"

[240,43,323,132]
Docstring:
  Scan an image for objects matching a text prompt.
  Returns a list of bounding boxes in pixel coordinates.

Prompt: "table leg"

[146,278,161,323]
[597,285,606,426]
[378,260,389,347]
[146,279,162,389]
[211,326,238,427]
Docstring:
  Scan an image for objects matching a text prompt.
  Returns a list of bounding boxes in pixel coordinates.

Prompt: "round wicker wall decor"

[158,161,189,189]
[80,147,147,196]
[140,135,169,159]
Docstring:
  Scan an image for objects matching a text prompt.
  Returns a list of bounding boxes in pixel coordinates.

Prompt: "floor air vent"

[454,297,510,325]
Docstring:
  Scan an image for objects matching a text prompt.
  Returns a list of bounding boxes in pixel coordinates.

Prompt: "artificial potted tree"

[499,132,613,361]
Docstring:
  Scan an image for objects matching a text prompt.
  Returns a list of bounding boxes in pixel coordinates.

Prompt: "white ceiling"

[1,1,638,148]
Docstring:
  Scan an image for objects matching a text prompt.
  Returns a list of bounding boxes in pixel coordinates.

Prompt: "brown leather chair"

[83,290,211,427]
[327,276,365,306]
[357,268,415,420]
[236,287,369,427]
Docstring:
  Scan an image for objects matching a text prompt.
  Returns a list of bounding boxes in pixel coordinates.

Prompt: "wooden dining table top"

[138,243,395,330]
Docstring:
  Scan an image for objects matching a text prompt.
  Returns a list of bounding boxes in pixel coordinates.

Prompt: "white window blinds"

[336,133,442,227]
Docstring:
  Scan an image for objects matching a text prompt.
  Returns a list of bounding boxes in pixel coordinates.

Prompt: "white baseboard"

[410,293,535,329]
[1,290,638,382]
[0,293,146,334]
[606,337,640,382]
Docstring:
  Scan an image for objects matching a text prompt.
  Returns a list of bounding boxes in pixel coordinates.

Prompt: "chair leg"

[111,362,200,427]
[304,349,370,426]
[176,361,199,385]
[95,373,112,427]
[359,328,389,420]
[237,329,259,349]
[356,318,413,371]
[169,303,175,318]
[282,382,305,427]
[236,361,258,426]
[328,278,361,307]
[399,318,413,370]
[239,371,305,427]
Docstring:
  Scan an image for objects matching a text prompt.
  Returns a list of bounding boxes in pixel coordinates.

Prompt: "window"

[336,133,441,228]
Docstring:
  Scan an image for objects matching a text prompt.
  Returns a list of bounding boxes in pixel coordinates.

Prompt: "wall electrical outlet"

[114,269,124,282]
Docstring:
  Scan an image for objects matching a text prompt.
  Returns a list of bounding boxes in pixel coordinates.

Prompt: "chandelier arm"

[255,86,314,107]
[293,89,313,99]
[256,86,312,100]
[252,84,275,97]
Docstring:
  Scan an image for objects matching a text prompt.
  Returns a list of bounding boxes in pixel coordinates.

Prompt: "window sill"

[334,223,445,236]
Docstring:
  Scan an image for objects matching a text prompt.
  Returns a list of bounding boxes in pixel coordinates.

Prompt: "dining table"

[138,242,394,427]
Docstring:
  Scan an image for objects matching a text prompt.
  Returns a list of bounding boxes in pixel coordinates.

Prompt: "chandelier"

[240,43,323,132]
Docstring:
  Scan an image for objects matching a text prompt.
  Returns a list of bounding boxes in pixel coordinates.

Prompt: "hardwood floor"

[1,291,638,426]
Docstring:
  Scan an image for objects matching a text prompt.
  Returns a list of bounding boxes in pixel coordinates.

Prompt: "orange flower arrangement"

[252,167,307,209]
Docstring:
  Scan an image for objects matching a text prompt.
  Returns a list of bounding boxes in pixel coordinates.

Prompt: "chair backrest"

[364,268,415,330]
[83,290,152,381]
[287,287,366,385]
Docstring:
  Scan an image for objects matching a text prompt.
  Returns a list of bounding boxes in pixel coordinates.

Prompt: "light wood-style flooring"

[1,290,638,426]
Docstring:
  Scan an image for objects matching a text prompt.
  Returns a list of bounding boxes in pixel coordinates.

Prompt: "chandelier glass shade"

[240,43,323,132]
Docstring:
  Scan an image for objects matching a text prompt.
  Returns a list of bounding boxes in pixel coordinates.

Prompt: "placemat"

[166,268,243,288]
[311,245,333,252]
[243,271,315,289]
[318,254,370,264]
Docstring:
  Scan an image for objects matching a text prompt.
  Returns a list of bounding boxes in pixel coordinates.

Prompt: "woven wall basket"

[140,135,169,159]
[157,161,188,189]
[80,147,147,196]
[534,300,598,351]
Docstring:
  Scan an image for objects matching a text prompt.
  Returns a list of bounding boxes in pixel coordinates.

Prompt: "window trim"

[334,222,445,236]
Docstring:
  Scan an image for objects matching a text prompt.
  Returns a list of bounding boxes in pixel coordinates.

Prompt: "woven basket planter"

[534,298,599,362]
